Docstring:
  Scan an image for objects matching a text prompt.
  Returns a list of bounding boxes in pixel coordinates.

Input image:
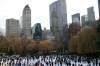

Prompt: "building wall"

[49,0,68,42]
[6,18,20,36]
[22,5,32,39]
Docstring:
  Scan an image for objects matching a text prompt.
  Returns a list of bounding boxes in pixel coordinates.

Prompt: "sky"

[0,0,99,33]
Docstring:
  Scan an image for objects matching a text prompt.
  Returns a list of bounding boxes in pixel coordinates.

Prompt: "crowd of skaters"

[0,55,100,66]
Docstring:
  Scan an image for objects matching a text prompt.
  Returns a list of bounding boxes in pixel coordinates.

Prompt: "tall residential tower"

[72,13,80,25]
[22,5,32,38]
[98,0,100,18]
[6,18,20,36]
[50,0,68,42]
[81,15,87,27]
[87,7,95,22]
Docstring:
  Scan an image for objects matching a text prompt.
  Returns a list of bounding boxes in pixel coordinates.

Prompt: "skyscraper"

[98,0,100,18]
[32,23,42,40]
[72,13,80,25]
[87,7,95,21]
[6,18,20,36]
[22,5,32,39]
[81,15,87,27]
[49,0,68,42]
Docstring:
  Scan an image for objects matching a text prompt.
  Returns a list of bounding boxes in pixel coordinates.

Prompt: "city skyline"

[0,0,99,34]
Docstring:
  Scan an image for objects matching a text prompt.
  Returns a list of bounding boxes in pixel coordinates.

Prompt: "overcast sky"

[0,0,99,32]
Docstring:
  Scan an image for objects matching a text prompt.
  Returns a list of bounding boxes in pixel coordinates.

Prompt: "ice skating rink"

[0,55,100,66]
